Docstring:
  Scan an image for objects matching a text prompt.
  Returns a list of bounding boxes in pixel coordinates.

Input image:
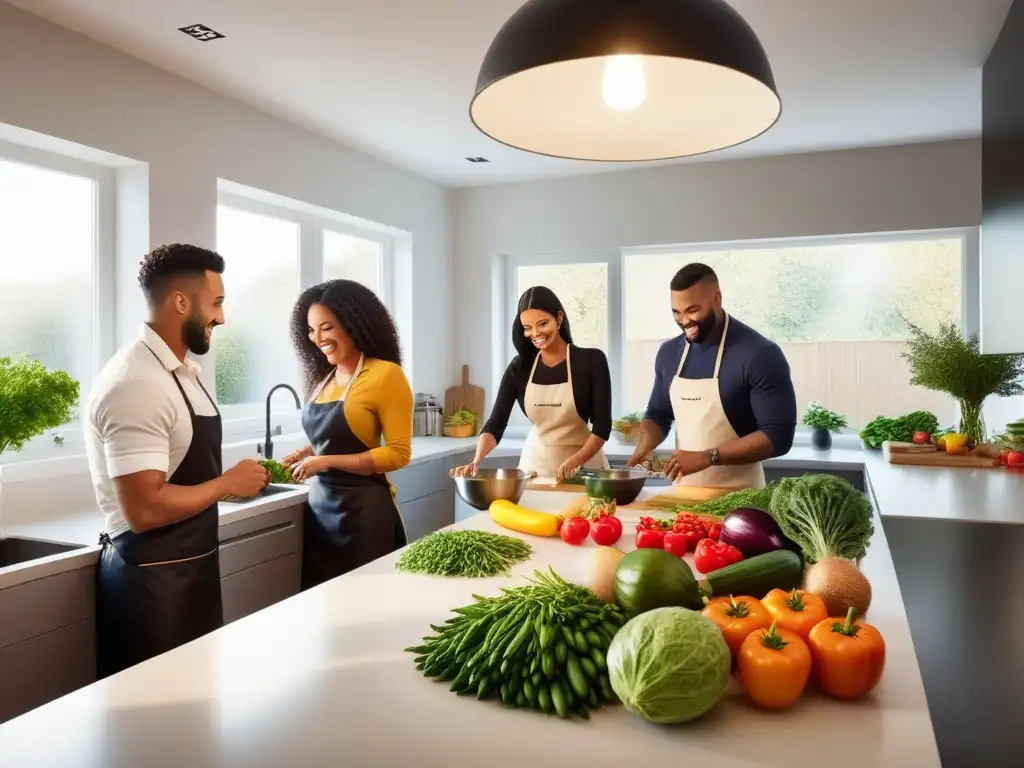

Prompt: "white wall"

[452,138,1024,432]
[0,2,451,397]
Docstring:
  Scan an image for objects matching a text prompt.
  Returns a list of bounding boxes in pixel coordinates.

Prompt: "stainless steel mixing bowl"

[580,467,651,505]
[452,468,531,511]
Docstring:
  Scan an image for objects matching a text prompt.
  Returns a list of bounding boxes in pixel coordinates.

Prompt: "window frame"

[0,141,115,465]
[499,228,978,446]
[213,193,396,424]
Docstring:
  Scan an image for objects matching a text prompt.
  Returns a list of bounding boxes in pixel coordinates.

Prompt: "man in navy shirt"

[627,263,797,488]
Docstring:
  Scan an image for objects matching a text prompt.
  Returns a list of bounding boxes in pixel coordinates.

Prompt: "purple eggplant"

[719,507,801,558]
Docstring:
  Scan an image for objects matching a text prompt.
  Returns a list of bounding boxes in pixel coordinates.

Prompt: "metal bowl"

[452,468,531,511]
[581,468,650,505]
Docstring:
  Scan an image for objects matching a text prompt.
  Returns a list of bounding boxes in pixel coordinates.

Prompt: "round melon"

[613,549,701,617]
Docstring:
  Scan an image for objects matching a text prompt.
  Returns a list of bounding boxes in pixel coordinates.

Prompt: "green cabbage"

[768,474,874,564]
[607,607,730,724]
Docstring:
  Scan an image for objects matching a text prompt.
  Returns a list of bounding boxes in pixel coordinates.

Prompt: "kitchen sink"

[222,483,304,504]
[0,537,84,569]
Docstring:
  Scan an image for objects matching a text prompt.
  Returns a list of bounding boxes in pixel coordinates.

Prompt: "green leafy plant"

[258,459,295,485]
[0,357,80,454]
[444,408,476,428]
[901,321,1024,444]
[858,410,941,449]
[801,401,848,433]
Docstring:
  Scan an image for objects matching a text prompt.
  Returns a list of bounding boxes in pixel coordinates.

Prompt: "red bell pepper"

[662,532,689,557]
[693,537,744,574]
[635,516,668,549]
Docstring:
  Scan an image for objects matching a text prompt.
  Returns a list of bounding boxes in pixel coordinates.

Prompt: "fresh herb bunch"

[859,410,940,449]
[405,568,624,718]
[902,321,1024,443]
[396,530,532,578]
[801,401,848,433]
[612,412,643,431]
[445,408,476,428]
[258,459,295,484]
[673,483,778,516]
[0,357,80,454]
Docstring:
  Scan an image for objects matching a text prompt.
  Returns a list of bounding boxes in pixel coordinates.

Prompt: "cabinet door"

[221,552,302,625]
[392,459,447,504]
[399,490,454,542]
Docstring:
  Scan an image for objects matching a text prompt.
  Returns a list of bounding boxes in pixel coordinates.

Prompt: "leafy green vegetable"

[445,408,476,428]
[859,410,940,449]
[673,483,777,517]
[768,474,874,564]
[395,530,532,577]
[801,401,847,433]
[607,607,730,724]
[259,459,295,484]
[0,357,80,454]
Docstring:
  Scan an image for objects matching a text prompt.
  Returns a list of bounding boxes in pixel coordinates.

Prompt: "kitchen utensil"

[444,366,486,435]
[579,468,651,506]
[413,393,443,437]
[883,441,999,468]
[452,468,532,511]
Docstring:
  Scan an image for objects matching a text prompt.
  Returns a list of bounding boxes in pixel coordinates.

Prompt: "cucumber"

[703,549,804,598]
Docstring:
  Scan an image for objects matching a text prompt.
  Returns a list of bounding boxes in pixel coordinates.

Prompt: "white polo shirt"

[85,324,218,536]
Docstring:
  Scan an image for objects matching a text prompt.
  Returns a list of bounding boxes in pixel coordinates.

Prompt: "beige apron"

[518,345,610,478]
[670,314,766,490]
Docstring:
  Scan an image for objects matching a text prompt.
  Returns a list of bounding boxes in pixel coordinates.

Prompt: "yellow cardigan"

[315,358,413,473]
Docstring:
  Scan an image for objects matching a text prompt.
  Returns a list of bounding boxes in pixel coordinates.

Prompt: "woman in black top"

[452,286,612,481]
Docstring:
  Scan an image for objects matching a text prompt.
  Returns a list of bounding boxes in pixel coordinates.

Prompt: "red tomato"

[560,517,590,545]
[912,431,931,445]
[706,522,722,541]
[1007,451,1024,468]
[662,532,689,557]
[591,516,623,546]
[635,528,665,549]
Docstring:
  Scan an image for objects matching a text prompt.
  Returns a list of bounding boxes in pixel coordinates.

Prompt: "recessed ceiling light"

[178,24,225,42]
[466,157,490,163]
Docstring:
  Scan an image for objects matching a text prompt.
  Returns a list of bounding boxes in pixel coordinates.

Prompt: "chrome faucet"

[261,383,302,460]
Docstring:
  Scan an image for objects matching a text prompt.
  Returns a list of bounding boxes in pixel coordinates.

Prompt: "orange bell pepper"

[701,595,772,657]
[761,589,829,641]
[807,607,886,699]
[737,622,812,710]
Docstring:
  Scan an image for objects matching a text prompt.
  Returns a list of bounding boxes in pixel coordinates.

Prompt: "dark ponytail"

[511,286,573,373]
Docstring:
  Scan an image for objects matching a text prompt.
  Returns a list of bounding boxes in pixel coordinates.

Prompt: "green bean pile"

[405,568,626,719]
[395,530,533,578]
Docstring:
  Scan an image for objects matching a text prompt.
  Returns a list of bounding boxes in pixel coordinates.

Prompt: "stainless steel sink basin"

[0,537,84,569]
[222,483,304,503]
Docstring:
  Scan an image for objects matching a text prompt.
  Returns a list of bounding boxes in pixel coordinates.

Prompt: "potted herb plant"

[443,408,477,438]
[612,412,644,444]
[0,357,80,518]
[802,401,848,451]
[901,321,1024,446]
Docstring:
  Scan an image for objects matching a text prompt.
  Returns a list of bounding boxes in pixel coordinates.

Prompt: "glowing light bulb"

[601,55,646,111]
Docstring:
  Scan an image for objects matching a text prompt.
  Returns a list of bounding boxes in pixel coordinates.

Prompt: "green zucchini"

[703,549,804,598]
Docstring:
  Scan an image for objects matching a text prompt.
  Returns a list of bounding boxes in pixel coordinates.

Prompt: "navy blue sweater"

[643,315,797,455]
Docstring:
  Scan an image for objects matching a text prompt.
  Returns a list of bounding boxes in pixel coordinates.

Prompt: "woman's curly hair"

[290,279,403,396]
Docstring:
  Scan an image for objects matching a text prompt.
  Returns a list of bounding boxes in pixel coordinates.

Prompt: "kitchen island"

[0,488,940,768]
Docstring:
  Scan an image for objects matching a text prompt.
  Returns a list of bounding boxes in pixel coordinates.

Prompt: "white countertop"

[0,487,940,767]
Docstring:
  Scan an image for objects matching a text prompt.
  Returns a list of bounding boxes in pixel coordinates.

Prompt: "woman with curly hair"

[281,279,413,589]
[452,285,612,481]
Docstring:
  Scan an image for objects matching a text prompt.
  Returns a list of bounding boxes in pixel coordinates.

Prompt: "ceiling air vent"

[179,24,225,42]
[465,157,490,163]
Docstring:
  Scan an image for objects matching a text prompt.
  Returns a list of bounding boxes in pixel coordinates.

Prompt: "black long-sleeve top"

[482,346,613,443]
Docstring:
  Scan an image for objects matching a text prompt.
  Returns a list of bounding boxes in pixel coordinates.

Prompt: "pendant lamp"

[470,0,781,162]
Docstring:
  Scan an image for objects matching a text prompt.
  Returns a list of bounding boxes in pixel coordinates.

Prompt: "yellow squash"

[489,499,561,537]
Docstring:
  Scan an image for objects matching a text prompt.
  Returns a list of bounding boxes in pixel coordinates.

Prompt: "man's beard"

[183,314,212,355]
[678,311,718,344]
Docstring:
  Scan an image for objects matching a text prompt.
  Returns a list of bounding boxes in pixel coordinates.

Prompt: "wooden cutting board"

[443,365,486,435]
[883,441,999,468]
[524,482,732,508]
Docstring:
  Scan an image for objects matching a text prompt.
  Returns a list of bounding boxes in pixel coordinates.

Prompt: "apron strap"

[713,314,730,379]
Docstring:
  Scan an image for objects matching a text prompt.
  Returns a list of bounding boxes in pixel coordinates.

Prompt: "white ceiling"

[10,0,1014,187]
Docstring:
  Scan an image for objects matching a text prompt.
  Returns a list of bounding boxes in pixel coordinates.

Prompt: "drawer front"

[222,553,302,625]
[219,522,301,578]
[0,618,96,724]
[392,459,447,504]
[0,566,95,650]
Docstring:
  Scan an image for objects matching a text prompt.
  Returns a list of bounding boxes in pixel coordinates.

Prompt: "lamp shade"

[470,0,781,162]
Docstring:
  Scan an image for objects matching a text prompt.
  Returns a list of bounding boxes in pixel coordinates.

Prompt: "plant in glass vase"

[901,321,1024,445]
[802,401,848,451]
[0,357,80,519]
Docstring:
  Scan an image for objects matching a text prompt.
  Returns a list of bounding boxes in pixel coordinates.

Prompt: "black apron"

[300,369,406,591]
[95,357,223,679]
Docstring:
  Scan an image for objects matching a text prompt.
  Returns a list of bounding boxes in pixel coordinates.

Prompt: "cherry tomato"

[591,515,622,546]
[560,517,590,546]
[912,431,931,445]
[635,528,665,549]
[662,532,689,557]
[706,522,722,541]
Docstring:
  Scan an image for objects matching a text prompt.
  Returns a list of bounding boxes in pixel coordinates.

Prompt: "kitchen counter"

[0,487,940,767]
